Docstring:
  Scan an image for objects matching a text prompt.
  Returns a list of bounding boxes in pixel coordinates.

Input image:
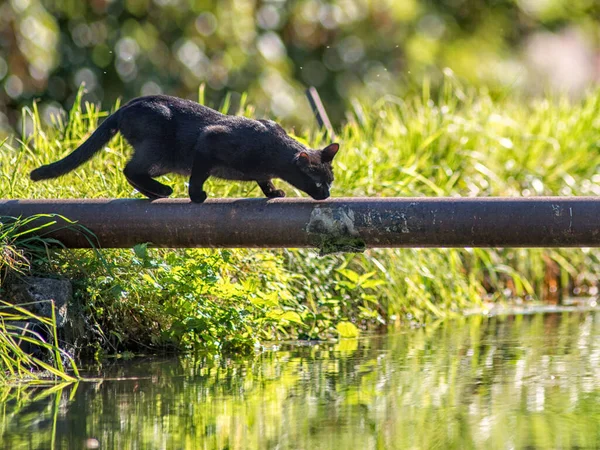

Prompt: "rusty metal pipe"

[1,197,600,251]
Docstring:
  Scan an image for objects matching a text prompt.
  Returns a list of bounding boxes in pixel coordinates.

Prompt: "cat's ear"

[296,151,310,167]
[321,143,339,163]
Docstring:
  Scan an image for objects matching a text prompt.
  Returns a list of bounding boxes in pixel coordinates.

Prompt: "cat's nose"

[311,191,330,200]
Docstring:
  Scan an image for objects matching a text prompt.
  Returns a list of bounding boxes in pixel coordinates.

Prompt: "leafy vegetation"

[0,299,79,384]
[2,79,600,357]
[2,0,599,134]
[0,215,80,382]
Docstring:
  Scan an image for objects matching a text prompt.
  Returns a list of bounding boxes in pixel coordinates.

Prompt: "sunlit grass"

[0,215,82,383]
[2,78,600,354]
[0,300,79,384]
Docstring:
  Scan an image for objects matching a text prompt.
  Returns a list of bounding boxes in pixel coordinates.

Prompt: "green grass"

[0,299,79,384]
[2,77,600,356]
[0,215,80,383]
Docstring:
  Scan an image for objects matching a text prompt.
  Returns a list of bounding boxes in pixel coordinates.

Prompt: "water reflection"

[3,312,600,449]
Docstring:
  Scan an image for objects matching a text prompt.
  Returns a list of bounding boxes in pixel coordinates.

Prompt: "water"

[3,312,600,449]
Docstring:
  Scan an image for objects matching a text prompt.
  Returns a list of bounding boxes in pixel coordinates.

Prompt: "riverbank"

[2,80,600,361]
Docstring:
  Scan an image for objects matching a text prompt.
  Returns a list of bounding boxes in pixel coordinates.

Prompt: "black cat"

[30,95,340,203]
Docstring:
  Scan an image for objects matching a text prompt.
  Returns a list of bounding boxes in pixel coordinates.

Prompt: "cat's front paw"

[267,189,286,198]
[189,189,207,204]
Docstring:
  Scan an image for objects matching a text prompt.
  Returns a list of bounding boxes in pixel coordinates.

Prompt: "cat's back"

[117,95,225,147]
[121,95,222,121]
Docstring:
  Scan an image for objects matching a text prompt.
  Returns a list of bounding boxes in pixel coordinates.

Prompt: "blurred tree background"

[0,0,599,137]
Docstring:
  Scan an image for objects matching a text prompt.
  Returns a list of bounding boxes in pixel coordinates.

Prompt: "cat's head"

[291,143,339,200]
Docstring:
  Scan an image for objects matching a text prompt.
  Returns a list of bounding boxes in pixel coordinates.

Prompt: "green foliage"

[1,0,599,135]
[126,247,295,353]
[0,214,88,282]
[52,245,311,354]
[0,215,82,383]
[0,299,79,384]
[3,81,600,355]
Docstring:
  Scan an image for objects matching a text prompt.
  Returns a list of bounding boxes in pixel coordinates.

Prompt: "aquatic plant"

[0,215,81,383]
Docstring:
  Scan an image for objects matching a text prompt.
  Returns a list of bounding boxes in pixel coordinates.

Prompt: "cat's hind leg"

[257,180,285,198]
[188,151,212,203]
[123,159,173,199]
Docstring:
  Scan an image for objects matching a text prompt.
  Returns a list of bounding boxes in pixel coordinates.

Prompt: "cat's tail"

[30,111,120,181]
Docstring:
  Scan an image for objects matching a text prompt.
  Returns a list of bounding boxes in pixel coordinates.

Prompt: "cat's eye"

[315,182,323,188]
